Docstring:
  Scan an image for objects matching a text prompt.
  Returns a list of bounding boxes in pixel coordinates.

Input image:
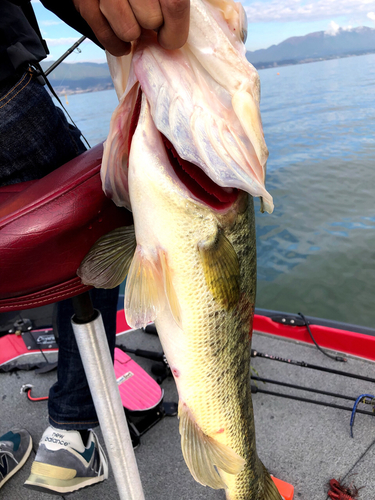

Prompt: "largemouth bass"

[78,1,281,499]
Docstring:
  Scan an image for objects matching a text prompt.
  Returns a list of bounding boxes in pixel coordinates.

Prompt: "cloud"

[46,37,78,47]
[244,0,375,23]
[368,11,375,20]
[325,20,353,35]
[325,20,340,35]
[39,20,63,26]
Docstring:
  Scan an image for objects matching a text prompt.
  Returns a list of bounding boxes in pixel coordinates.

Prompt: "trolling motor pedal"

[114,348,177,448]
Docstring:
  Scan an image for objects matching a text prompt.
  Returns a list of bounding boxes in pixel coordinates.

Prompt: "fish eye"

[239,4,248,44]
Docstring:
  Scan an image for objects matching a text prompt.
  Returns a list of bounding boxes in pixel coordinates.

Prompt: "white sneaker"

[24,426,108,494]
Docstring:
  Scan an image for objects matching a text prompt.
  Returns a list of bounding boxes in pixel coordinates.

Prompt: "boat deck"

[1,326,374,500]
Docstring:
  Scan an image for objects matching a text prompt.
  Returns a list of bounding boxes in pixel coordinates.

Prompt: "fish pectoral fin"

[124,246,164,329]
[159,251,182,329]
[77,225,136,288]
[179,402,245,490]
[198,230,240,310]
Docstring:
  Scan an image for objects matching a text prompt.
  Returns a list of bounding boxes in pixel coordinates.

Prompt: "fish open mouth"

[129,88,239,211]
[161,136,239,210]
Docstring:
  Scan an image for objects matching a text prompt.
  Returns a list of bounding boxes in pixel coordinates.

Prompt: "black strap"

[18,1,91,149]
[32,63,91,150]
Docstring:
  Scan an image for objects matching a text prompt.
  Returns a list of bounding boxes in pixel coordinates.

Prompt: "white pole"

[72,311,145,500]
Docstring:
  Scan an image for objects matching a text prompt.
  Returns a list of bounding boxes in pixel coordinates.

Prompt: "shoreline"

[252,49,375,70]
[53,51,375,95]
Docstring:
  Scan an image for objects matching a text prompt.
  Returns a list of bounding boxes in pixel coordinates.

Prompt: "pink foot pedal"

[114,347,163,412]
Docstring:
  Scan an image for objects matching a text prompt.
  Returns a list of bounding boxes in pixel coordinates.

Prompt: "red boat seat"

[0,144,132,313]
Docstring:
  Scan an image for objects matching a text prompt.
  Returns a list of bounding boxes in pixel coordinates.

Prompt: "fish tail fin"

[261,463,284,500]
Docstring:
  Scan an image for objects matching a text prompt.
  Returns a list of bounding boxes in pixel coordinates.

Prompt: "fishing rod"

[251,384,374,417]
[34,36,91,149]
[251,376,371,404]
[251,380,375,437]
[251,349,375,385]
[45,36,86,76]
[251,376,375,437]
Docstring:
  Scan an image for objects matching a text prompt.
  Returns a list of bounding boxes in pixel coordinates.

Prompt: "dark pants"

[0,70,118,429]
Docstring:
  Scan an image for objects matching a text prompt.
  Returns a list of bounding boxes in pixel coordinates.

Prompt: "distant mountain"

[40,26,375,94]
[40,61,113,94]
[246,26,375,69]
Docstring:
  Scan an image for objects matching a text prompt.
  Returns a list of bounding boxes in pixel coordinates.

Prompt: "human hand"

[72,0,190,56]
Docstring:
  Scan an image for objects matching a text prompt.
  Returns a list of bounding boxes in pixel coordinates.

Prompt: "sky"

[32,0,375,63]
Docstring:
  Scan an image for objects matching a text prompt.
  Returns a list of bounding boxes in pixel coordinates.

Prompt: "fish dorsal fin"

[179,402,245,489]
[77,226,136,288]
[124,247,164,329]
[159,250,182,329]
[198,230,240,310]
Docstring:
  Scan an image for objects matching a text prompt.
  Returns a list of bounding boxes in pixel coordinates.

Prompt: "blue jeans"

[0,70,118,429]
[49,288,119,430]
[0,70,86,185]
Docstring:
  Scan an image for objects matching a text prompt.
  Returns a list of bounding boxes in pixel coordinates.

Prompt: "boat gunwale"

[254,311,375,362]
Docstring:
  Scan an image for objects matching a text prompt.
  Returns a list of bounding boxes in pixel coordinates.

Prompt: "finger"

[73,0,131,57]
[129,0,164,30]
[99,0,141,43]
[158,0,190,50]
[73,0,131,56]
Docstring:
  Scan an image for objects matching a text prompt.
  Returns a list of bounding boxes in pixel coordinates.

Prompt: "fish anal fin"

[198,230,240,310]
[77,225,136,289]
[124,246,164,329]
[179,402,245,490]
[159,251,182,329]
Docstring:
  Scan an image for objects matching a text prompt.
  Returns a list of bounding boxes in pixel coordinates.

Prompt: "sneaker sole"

[23,438,108,494]
[0,434,32,489]
[23,473,107,495]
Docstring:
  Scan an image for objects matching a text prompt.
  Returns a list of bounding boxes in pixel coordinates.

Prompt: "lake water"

[58,53,375,329]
